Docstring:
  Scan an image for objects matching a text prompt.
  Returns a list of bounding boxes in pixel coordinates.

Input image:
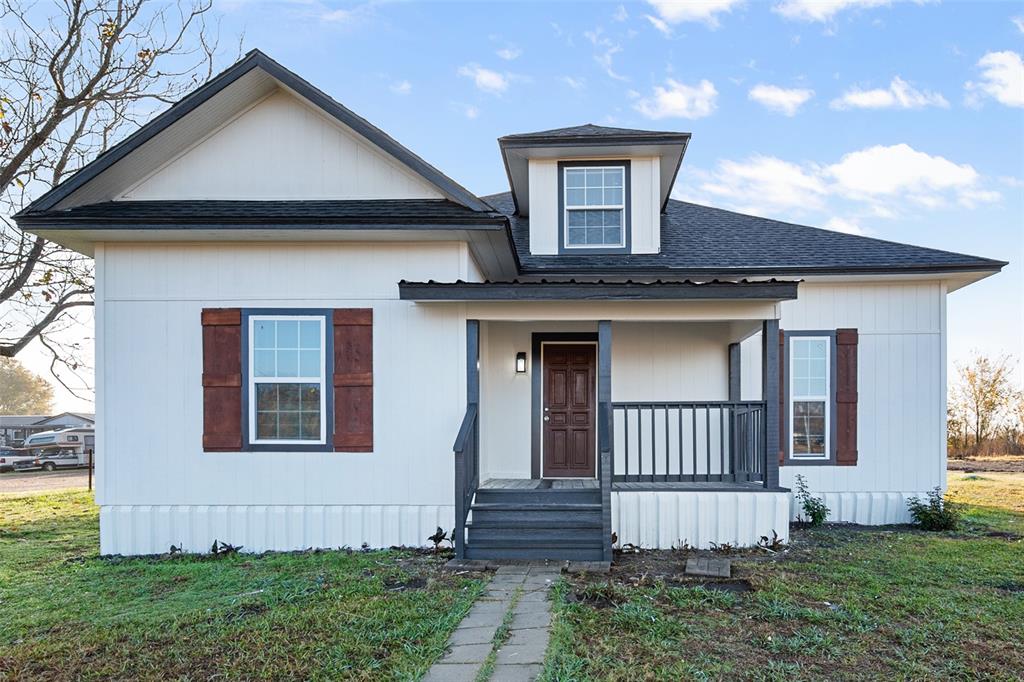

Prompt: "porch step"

[465,486,605,561]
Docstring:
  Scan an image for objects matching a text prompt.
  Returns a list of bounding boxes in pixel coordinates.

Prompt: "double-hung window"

[789,336,830,460]
[564,165,626,248]
[248,314,328,445]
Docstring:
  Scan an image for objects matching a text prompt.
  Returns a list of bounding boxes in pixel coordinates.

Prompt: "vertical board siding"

[612,491,790,549]
[101,242,468,521]
[123,90,443,201]
[740,282,944,496]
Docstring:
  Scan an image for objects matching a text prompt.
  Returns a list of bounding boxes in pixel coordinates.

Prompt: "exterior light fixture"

[515,352,527,374]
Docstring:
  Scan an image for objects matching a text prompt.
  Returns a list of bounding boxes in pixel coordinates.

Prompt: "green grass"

[0,491,484,680]
[542,482,1024,681]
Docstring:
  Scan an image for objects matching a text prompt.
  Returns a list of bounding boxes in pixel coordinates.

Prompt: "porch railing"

[611,401,766,485]
[452,403,479,558]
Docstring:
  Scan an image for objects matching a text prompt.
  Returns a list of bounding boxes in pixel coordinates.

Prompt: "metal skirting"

[99,504,455,556]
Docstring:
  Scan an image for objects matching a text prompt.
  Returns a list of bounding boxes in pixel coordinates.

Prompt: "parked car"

[15,450,86,472]
[0,447,36,473]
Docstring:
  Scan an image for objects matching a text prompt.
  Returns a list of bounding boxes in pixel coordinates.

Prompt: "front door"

[542,344,596,477]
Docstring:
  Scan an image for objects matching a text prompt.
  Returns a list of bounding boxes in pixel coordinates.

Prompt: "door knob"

[543,416,550,422]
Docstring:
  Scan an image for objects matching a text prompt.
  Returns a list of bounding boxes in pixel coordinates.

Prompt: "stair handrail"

[453,403,479,559]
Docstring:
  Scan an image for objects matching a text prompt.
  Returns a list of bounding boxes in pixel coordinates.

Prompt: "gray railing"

[611,401,766,485]
[452,403,479,558]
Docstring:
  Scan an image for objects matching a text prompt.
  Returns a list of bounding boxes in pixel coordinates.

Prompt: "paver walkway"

[424,564,559,682]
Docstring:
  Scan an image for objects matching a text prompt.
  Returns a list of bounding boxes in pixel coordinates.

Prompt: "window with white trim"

[248,315,327,444]
[789,336,830,459]
[564,166,625,248]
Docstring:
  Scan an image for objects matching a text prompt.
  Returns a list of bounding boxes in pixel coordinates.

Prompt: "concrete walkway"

[424,564,559,682]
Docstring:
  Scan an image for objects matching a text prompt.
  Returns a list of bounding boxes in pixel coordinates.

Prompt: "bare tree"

[948,354,1015,454]
[1,0,220,395]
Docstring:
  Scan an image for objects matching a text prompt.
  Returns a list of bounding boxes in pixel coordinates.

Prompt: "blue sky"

[32,0,1024,409]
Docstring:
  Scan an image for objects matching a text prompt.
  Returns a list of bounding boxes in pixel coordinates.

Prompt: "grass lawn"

[0,491,484,681]
[542,475,1024,681]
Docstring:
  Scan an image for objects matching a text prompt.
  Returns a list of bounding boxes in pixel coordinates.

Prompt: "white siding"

[122,89,444,201]
[613,491,790,549]
[527,159,558,254]
[740,281,946,522]
[97,241,476,553]
[527,156,661,256]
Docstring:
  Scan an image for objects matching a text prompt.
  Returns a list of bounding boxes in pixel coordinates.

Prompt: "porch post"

[598,320,613,562]
[729,342,737,481]
[762,319,780,490]
[454,319,480,559]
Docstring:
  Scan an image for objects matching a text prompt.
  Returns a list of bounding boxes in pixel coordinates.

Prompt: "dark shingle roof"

[499,124,690,145]
[483,192,1006,276]
[17,199,507,227]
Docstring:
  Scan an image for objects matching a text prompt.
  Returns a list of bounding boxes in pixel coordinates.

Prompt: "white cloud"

[773,0,896,23]
[1012,16,1024,34]
[496,46,522,61]
[824,217,867,235]
[645,14,672,36]
[458,63,510,95]
[965,51,1024,108]
[645,0,743,28]
[634,78,718,119]
[584,28,628,81]
[562,76,586,90]
[748,84,814,115]
[462,104,480,120]
[389,80,412,95]
[683,143,998,220]
[613,4,629,21]
[830,76,948,110]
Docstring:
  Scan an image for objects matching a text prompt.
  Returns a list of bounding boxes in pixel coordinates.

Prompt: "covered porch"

[400,279,796,561]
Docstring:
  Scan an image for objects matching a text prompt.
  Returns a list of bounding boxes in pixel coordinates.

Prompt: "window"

[248,315,327,445]
[563,165,626,248]
[789,336,830,459]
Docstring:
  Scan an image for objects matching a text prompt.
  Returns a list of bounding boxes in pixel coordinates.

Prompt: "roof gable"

[121,89,445,201]
[23,50,491,213]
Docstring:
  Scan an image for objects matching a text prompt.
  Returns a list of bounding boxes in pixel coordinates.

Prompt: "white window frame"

[248,314,328,446]
[789,335,831,460]
[563,165,626,249]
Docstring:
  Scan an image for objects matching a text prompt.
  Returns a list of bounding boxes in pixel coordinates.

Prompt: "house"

[0,412,95,447]
[15,51,1005,560]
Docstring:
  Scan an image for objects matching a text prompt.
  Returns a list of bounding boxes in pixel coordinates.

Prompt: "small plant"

[427,526,450,552]
[758,530,785,552]
[210,540,241,556]
[794,475,830,527]
[907,487,961,531]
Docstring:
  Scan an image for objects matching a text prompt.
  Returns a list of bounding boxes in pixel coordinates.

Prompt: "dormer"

[498,124,690,256]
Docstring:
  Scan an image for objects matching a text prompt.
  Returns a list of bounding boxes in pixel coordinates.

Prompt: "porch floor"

[481,478,780,492]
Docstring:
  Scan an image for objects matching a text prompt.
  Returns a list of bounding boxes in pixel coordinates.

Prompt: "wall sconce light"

[515,352,527,374]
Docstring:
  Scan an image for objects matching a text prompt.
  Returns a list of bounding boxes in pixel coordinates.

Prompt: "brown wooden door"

[542,344,596,477]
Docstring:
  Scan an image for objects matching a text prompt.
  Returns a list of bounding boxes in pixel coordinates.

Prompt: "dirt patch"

[564,589,620,609]
[993,581,1024,593]
[383,576,428,591]
[948,457,1024,473]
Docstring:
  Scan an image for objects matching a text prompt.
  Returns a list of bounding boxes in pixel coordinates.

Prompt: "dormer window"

[559,161,631,252]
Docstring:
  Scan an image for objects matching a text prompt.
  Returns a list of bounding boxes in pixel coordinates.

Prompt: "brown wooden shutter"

[202,308,242,451]
[778,328,786,465]
[835,328,859,466]
[333,309,373,452]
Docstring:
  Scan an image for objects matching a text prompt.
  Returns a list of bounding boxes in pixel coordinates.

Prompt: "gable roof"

[19,50,493,215]
[484,192,1006,277]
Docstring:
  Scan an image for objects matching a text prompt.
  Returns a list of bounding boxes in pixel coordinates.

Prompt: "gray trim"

[762,319,780,490]
[530,332,599,479]
[514,263,1007,277]
[613,483,790,493]
[240,308,334,453]
[19,50,492,215]
[660,135,689,212]
[399,280,800,301]
[19,220,510,231]
[597,320,613,563]
[728,343,741,401]
[782,330,839,466]
[557,160,631,255]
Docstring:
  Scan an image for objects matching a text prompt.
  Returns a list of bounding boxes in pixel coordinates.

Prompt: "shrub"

[794,474,830,527]
[907,487,961,531]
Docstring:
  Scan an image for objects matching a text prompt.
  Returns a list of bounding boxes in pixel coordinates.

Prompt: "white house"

[17,51,1005,560]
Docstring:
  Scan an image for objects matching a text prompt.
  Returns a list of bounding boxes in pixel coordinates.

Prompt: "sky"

[18,0,1024,411]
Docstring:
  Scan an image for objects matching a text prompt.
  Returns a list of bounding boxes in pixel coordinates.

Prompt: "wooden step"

[465,545,605,561]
